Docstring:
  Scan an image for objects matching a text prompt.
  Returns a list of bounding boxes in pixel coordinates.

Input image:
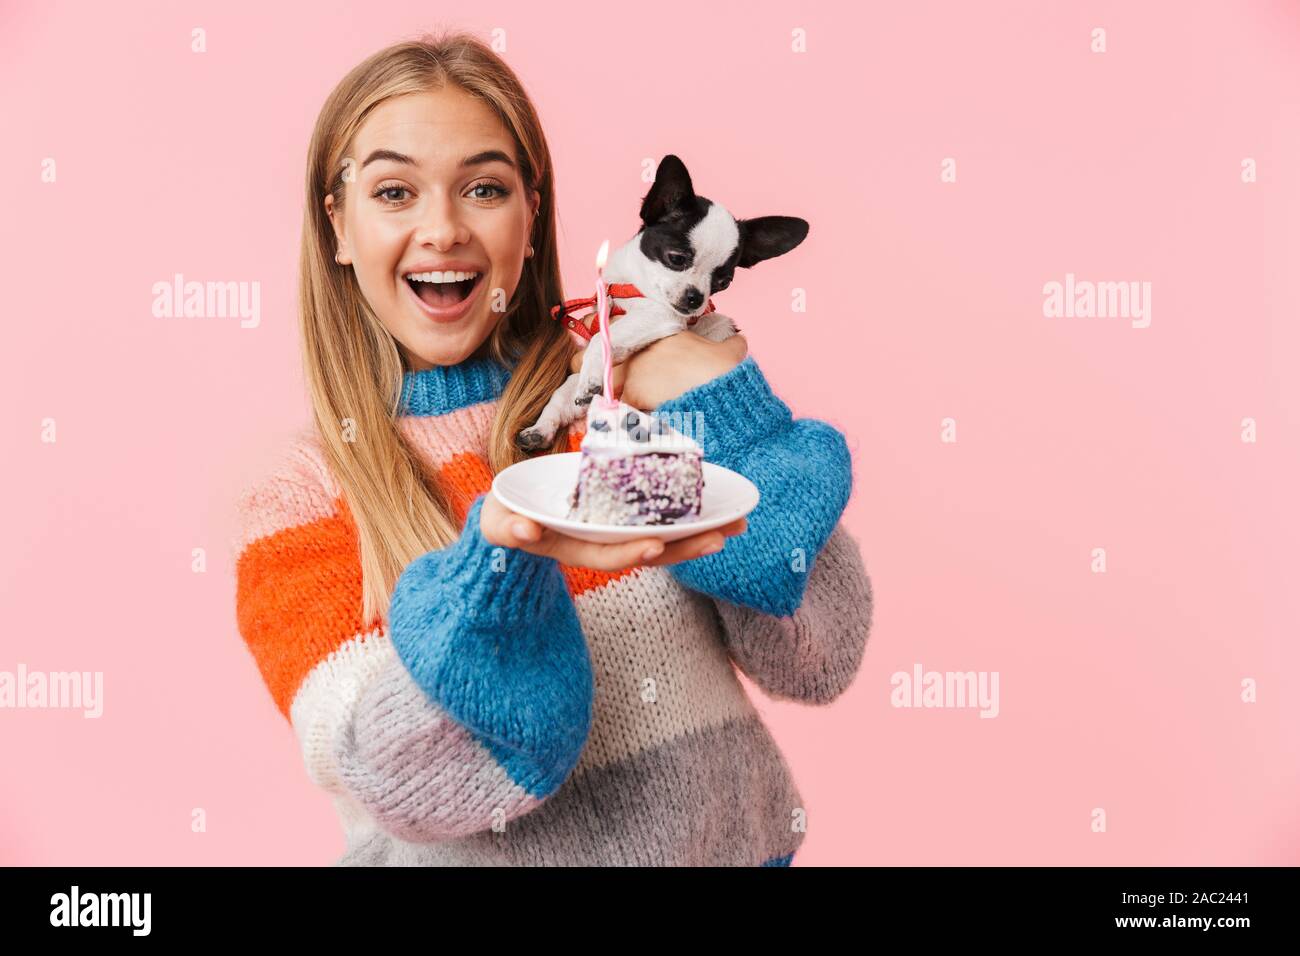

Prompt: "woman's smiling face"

[326,86,539,370]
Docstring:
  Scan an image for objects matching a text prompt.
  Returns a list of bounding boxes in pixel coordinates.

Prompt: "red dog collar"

[550,282,716,342]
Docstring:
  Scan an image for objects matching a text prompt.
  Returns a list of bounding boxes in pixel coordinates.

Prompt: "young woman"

[234,32,873,866]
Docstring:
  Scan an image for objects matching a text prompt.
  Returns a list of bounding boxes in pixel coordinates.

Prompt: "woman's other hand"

[480,491,746,573]
[618,330,747,409]
[568,321,748,409]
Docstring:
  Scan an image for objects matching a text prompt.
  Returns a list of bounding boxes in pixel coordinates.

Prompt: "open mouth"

[404,272,484,310]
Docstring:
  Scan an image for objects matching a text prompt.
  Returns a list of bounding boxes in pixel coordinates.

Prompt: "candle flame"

[595,238,609,270]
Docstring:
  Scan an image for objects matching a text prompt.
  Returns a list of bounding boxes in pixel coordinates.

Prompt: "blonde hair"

[299,32,576,628]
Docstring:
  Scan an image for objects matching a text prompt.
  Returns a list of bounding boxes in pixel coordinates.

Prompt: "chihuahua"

[514,154,809,451]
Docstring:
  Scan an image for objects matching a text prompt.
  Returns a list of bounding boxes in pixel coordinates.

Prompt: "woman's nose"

[415,192,467,247]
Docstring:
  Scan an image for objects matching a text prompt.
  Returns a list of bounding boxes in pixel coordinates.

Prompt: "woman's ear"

[324,193,351,265]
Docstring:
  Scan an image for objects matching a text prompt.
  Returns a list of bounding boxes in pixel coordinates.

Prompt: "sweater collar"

[399,355,512,417]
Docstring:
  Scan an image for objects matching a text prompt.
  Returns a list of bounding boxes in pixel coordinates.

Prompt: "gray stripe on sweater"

[333,649,540,844]
[711,521,873,704]
[334,711,806,866]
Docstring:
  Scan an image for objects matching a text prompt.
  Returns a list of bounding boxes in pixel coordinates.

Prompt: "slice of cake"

[567,400,704,525]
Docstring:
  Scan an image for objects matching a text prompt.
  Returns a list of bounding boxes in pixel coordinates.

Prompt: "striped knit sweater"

[233,354,873,866]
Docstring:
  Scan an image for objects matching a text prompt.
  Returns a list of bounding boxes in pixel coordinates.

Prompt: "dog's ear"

[639,155,696,224]
[735,216,809,268]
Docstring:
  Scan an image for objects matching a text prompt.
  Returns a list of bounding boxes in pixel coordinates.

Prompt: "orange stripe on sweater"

[235,503,367,720]
[563,564,633,596]
[436,451,496,527]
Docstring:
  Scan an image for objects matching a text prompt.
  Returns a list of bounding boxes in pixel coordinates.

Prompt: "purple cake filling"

[568,450,704,525]
[568,399,705,526]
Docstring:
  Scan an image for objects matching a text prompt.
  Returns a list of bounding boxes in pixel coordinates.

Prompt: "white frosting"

[579,399,702,456]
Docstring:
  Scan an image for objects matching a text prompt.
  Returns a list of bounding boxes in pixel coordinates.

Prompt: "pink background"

[3,0,1298,865]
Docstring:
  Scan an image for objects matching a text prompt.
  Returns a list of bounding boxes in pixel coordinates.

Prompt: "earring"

[525,244,534,258]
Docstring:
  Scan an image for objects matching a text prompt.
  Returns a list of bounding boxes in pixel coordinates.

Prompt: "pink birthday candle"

[594,239,617,409]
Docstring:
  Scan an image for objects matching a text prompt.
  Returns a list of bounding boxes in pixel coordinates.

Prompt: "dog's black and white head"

[632,154,809,317]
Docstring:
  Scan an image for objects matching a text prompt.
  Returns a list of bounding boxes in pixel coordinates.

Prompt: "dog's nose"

[682,288,704,310]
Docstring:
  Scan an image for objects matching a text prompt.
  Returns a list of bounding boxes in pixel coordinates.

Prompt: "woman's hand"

[568,318,748,409]
[480,491,747,573]
[618,331,747,409]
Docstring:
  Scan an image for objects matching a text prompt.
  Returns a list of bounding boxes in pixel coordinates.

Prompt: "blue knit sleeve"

[653,356,854,617]
[387,493,593,798]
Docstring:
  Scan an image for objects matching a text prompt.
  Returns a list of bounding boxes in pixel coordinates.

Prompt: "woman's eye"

[469,182,510,201]
[371,182,509,205]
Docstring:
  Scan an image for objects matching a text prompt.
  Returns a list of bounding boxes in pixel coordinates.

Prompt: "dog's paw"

[575,381,603,405]
[515,426,551,451]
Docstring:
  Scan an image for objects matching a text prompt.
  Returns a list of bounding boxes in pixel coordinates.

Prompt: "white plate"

[492,452,760,543]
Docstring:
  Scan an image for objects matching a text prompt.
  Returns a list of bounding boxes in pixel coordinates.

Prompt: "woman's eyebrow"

[360,148,516,171]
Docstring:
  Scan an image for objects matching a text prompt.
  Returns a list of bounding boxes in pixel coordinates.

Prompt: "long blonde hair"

[299,32,576,628]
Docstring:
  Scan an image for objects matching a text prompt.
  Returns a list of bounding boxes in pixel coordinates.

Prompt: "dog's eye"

[665,251,688,268]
